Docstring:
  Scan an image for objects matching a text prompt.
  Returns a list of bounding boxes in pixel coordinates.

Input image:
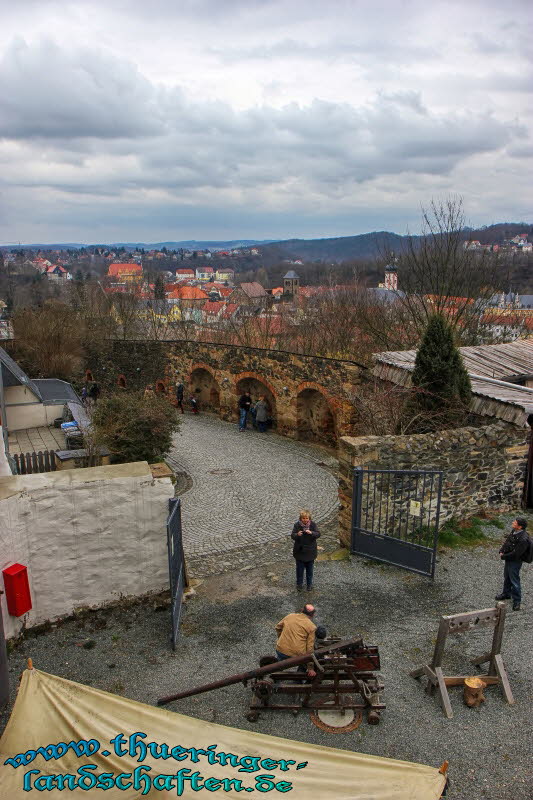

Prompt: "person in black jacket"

[291,510,320,592]
[495,517,529,611]
[238,392,252,431]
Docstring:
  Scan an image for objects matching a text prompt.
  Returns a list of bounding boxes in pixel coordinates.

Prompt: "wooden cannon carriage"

[158,637,385,730]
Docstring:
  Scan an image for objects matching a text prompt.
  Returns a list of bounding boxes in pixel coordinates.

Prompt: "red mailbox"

[2,563,32,616]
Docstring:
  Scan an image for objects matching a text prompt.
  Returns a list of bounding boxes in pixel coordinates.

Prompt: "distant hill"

[2,223,531,259]
[250,223,533,263]
[253,231,406,263]
[0,239,275,251]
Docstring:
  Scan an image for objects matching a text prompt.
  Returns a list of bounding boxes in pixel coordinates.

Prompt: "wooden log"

[463,676,486,708]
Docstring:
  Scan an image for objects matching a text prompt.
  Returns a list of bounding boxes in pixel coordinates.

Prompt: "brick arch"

[233,371,278,400]
[294,381,340,412]
[155,379,167,394]
[187,362,219,382]
[117,374,127,389]
[235,371,278,429]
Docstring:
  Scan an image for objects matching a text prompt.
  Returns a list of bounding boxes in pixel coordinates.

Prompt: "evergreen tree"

[404,314,472,432]
[154,274,166,301]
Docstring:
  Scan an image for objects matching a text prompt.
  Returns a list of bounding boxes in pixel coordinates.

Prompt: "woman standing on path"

[291,510,320,592]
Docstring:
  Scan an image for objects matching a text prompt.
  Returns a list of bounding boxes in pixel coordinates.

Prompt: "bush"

[91,391,180,464]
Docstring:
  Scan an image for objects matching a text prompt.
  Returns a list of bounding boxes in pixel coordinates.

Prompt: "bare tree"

[393,197,499,343]
[11,301,85,380]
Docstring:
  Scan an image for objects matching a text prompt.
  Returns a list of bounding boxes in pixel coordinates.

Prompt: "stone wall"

[338,422,529,547]
[87,340,363,444]
[0,462,173,639]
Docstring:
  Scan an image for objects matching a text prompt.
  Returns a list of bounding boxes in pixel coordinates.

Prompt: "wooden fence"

[12,450,56,475]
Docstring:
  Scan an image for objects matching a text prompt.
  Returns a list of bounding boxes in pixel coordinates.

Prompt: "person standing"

[238,391,252,431]
[291,510,320,592]
[87,381,101,406]
[254,395,269,433]
[495,517,530,611]
[176,382,185,414]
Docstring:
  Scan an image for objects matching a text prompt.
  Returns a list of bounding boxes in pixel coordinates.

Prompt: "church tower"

[384,261,398,291]
[283,270,300,296]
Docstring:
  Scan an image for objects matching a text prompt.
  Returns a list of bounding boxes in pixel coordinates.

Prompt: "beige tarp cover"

[0,669,446,799]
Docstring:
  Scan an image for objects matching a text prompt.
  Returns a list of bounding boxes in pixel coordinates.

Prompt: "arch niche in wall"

[189,367,221,412]
[236,376,277,428]
[296,387,336,446]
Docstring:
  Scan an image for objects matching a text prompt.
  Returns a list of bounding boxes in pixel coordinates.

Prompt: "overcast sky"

[1,0,531,243]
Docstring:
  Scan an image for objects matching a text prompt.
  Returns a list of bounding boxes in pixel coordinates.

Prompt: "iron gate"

[351,467,443,578]
[167,497,185,649]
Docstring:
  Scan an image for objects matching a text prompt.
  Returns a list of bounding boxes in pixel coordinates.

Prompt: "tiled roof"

[235,282,268,298]
[108,262,142,277]
[168,286,208,300]
[203,301,224,314]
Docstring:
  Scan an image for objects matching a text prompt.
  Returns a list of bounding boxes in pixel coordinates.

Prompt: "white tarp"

[0,669,446,799]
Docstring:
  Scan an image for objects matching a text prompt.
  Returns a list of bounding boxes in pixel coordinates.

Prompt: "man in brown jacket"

[275,604,317,661]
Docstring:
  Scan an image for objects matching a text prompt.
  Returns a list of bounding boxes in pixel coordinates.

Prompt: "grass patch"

[438,516,487,548]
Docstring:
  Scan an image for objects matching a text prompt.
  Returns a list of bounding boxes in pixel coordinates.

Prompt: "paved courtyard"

[7,425,65,455]
[166,413,339,559]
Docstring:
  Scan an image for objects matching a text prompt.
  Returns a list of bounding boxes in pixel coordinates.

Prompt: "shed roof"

[373,339,533,426]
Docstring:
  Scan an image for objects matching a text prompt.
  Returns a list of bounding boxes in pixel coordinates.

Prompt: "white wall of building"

[0,462,173,638]
[4,385,49,430]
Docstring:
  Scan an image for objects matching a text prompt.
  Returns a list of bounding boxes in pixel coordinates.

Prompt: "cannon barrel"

[157,637,363,706]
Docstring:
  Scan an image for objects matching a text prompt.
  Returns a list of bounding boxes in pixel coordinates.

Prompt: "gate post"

[351,466,363,552]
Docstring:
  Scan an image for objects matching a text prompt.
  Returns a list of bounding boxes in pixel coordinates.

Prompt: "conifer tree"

[404,314,471,432]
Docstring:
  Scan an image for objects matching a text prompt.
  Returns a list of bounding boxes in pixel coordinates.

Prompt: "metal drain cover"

[208,468,234,476]
[310,696,363,733]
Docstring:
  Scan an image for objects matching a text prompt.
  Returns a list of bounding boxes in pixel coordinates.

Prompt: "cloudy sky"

[1,0,531,243]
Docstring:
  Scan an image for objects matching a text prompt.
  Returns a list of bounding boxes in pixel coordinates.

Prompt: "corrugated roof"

[373,339,533,426]
[376,340,533,381]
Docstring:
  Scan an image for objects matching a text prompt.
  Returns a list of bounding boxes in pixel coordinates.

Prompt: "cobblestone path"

[166,414,338,561]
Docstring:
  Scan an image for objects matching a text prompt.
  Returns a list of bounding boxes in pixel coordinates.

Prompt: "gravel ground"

[1,513,532,800]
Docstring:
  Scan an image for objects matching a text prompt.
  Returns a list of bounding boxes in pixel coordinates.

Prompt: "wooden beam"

[494,654,515,705]
[435,667,453,719]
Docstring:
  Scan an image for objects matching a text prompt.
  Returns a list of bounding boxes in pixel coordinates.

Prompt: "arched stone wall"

[88,340,363,445]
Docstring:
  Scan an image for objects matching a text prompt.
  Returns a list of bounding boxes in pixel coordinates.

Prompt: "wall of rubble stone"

[338,422,529,547]
[86,340,363,443]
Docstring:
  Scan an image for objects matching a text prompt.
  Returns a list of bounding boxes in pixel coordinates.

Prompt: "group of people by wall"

[238,391,271,432]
